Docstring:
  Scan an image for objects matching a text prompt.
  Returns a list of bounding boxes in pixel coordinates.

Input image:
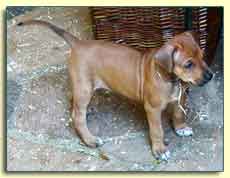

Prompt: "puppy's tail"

[17,20,78,47]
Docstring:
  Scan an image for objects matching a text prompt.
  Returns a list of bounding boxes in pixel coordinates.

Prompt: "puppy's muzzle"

[197,69,213,86]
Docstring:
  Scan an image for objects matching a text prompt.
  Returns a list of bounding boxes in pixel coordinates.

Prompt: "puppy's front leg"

[144,103,170,160]
[171,93,193,137]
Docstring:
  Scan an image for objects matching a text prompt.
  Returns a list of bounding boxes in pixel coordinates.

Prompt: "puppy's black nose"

[204,70,213,82]
[198,69,213,87]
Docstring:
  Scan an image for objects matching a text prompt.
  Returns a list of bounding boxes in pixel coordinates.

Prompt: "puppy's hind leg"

[71,82,104,148]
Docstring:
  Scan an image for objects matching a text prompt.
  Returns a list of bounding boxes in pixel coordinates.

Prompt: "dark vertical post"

[185,7,193,30]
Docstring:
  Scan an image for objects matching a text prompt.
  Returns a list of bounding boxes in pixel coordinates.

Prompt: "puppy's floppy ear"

[184,31,200,44]
[184,31,204,55]
[154,43,179,73]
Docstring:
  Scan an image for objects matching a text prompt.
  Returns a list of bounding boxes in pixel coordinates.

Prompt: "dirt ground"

[6,7,224,171]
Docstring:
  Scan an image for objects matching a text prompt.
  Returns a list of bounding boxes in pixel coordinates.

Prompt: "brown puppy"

[17,20,213,160]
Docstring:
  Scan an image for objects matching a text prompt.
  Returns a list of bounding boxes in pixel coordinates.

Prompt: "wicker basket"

[91,7,222,64]
[192,7,222,65]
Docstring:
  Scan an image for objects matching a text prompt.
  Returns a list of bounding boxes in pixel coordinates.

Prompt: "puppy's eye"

[184,60,194,69]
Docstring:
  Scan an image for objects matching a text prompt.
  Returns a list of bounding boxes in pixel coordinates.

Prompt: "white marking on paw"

[160,150,171,161]
[175,127,193,137]
[96,137,104,146]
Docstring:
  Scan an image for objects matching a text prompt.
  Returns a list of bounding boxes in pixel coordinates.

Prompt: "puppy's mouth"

[196,80,209,87]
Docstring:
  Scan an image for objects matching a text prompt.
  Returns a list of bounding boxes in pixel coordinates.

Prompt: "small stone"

[7,65,13,72]
[114,139,118,144]
[57,100,62,104]
[199,152,205,156]
[31,90,37,95]
[132,163,139,169]
[88,166,97,171]
[11,19,16,25]
[16,48,21,53]
[68,117,73,122]
[47,16,53,20]
[32,156,38,160]
[28,105,36,110]
[60,118,65,121]
[86,157,91,161]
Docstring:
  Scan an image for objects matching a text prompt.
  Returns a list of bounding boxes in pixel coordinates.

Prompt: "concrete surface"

[6,7,223,171]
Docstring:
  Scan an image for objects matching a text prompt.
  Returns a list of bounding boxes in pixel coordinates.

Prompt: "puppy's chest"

[160,82,181,103]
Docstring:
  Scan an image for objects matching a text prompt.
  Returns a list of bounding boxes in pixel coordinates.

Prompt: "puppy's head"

[154,31,213,86]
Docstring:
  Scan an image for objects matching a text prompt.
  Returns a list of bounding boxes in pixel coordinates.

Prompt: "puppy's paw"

[95,137,104,147]
[156,150,170,161]
[152,143,170,161]
[82,136,104,148]
[175,127,193,137]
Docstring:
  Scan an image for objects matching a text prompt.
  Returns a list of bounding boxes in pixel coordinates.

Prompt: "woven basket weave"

[191,7,221,65]
[91,7,222,64]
